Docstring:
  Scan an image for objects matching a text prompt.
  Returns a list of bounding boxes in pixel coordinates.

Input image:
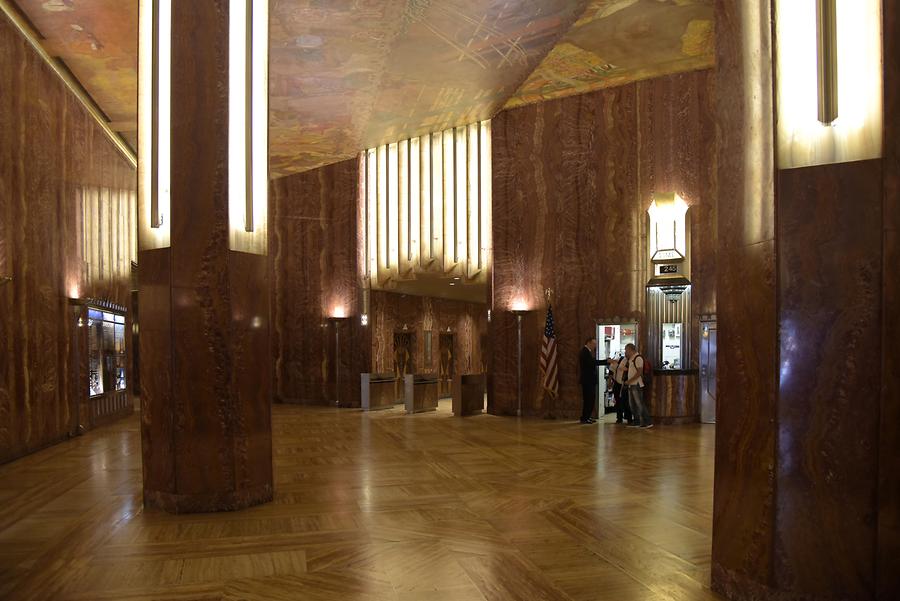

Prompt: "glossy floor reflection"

[0,401,720,601]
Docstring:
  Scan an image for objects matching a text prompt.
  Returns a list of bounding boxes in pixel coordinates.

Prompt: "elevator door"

[700,320,717,423]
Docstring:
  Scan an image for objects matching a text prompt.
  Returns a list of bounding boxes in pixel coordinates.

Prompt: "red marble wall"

[776,160,883,597]
[879,2,900,596]
[370,291,488,376]
[709,0,778,595]
[270,158,370,407]
[489,69,716,418]
[0,18,135,464]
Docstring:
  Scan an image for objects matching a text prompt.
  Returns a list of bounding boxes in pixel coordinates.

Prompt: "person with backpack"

[610,354,633,424]
[623,343,653,428]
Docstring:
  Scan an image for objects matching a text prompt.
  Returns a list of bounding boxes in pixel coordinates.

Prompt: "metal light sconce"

[648,193,688,264]
[816,0,838,124]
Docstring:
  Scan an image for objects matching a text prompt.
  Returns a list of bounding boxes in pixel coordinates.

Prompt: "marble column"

[712,1,898,599]
[139,0,272,513]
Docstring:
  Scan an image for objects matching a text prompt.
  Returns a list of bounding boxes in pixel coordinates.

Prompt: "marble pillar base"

[144,483,274,514]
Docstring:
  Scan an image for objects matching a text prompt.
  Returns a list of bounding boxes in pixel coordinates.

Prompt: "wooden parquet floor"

[0,402,722,601]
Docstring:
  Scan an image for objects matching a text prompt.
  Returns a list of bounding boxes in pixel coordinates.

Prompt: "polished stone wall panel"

[879,1,900,597]
[270,158,369,407]
[138,248,175,495]
[710,0,778,595]
[776,160,882,597]
[490,69,716,419]
[0,18,135,464]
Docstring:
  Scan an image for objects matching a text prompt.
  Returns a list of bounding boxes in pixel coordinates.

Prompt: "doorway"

[700,318,717,423]
[596,321,638,416]
[393,331,415,399]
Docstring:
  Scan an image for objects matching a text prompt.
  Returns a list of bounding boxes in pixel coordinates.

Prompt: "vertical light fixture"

[138,0,171,249]
[479,120,491,272]
[816,0,838,124]
[228,0,268,254]
[442,129,455,271]
[648,193,688,263]
[366,148,378,281]
[360,120,492,288]
[775,0,882,168]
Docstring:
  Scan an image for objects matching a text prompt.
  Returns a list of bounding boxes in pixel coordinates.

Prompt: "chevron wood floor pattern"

[0,402,721,601]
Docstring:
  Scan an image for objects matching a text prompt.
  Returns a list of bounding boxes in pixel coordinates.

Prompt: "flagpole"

[511,309,528,417]
[545,289,554,420]
[516,312,523,417]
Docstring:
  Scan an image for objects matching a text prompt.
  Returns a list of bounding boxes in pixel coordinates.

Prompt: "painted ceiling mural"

[505,0,715,109]
[12,0,139,150]
[10,0,714,177]
[268,0,589,176]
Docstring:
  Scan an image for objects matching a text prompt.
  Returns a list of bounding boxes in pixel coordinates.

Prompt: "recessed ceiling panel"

[505,0,714,109]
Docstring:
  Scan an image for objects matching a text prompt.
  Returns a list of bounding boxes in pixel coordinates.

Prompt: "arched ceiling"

[8,0,713,178]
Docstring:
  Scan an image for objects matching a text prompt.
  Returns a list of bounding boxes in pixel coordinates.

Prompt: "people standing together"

[579,338,653,428]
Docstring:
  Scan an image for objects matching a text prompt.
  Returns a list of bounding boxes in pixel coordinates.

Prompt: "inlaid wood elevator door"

[439,333,454,398]
[393,332,415,399]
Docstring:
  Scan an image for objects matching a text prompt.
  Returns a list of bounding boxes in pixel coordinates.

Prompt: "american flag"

[540,304,559,399]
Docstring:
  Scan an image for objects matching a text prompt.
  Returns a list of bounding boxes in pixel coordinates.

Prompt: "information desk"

[404,374,440,414]
[451,373,486,416]
[648,369,699,424]
[361,373,401,411]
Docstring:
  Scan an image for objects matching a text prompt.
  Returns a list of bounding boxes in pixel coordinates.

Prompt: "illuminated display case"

[87,308,127,397]
[661,322,683,369]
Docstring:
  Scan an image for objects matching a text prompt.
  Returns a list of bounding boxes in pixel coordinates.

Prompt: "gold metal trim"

[816,0,838,124]
[0,0,137,168]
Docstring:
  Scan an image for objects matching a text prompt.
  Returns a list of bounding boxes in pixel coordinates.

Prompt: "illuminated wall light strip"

[155,0,170,231]
[455,126,468,269]
[443,129,455,271]
[138,0,171,250]
[376,145,388,274]
[398,140,410,274]
[479,121,491,271]
[387,142,399,272]
[409,137,420,266]
[250,0,268,240]
[228,0,268,254]
[431,132,443,266]
[419,134,432,264]
[366,149,378,280]
[466,122,479,276]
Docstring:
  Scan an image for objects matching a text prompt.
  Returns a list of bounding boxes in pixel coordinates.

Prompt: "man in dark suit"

[579,336,610,424]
